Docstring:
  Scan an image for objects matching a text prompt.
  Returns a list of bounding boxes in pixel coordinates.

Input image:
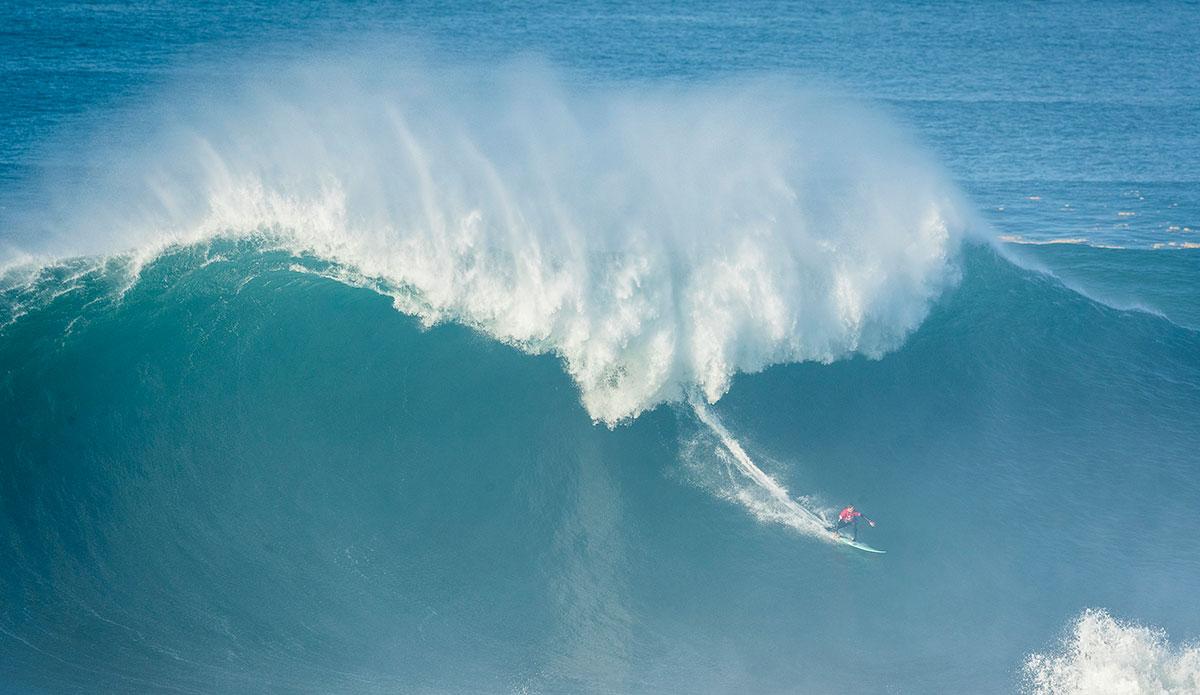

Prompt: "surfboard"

[831,532,886,554]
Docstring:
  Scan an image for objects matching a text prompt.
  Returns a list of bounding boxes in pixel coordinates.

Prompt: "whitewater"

[9,62,966,427]
[3,2,1200,694]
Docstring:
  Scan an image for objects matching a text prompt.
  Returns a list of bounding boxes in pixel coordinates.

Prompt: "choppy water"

[2,2,1199,693]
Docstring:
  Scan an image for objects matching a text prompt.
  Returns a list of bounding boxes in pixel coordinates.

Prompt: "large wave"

[11,58,972,424]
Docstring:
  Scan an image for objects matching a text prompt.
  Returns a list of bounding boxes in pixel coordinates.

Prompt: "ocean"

[2,2,1199,693]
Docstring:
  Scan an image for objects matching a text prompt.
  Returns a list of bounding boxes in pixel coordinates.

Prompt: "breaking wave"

[11,58,971,424]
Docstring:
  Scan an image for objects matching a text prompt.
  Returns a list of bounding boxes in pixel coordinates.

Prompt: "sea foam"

[1024,610,1200,695]
[23,58,971,424]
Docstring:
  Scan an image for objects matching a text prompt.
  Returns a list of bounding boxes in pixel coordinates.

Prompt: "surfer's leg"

[851,519,858,541]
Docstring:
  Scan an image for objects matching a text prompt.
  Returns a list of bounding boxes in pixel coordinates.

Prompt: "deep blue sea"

[2,2,1199,693]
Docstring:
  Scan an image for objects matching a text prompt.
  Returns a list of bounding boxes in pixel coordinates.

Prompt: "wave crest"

[29,60,971,423]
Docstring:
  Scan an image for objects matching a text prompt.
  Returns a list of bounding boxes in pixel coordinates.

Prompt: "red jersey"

[838,508,861,522]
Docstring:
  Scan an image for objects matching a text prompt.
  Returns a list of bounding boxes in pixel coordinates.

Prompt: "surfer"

[833,505,874,541]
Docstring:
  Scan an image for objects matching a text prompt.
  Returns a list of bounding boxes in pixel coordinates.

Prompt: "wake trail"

[688,395,833,540]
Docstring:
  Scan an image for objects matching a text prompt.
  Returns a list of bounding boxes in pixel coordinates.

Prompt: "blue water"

[2,2,1199,694]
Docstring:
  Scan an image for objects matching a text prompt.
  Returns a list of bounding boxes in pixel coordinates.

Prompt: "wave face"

[3,237,1200,694]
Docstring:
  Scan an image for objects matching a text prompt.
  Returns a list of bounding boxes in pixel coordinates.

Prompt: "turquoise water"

[2,2,1199,693]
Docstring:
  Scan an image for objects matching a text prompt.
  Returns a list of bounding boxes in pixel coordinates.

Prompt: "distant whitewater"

[1024,610,1200,695]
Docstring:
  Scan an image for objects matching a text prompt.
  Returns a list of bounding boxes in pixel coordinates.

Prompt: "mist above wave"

[30,56,971,424]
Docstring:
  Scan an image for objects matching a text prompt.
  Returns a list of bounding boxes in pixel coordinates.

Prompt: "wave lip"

[22,63,971,423]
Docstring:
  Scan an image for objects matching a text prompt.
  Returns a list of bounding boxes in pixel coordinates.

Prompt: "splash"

[686,396,833,539]
[1023,610,1200,695]
[16,57,971,424]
